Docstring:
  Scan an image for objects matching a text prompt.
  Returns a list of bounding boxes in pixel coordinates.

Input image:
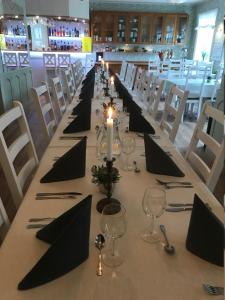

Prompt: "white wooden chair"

[185,102,224,191]
[148,77,165,119]
[123,63,133,85]
[133,67,144,94]
[148,60,160,76]
[0,197,10,242]
[3,52,18,69]
[125,65,137,90]
[160,61,170,78]
[184,67,208,119]
[31,84,57,142]
[43,53,57,77]
[160,85,189,143]
[49,77,67,117]
[18,52,30,67]
[58,54,71,70]
[62,68,76,103]
[168,59,182,78]
[0,101,38,208]
[117,61,128,82]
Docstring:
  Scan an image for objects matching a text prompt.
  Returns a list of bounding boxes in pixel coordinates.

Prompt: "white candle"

[107,107,113,161]
[106,62,109,71]
[102,59,105,71]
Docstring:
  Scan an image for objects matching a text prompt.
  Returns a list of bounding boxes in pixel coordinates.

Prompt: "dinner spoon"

[160,224,175,255]
[95,234,105,276]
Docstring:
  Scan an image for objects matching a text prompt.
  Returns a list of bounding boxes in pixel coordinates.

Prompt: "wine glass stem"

[111,237,116,257]
[152,215,158,234]
[126,154,129,169]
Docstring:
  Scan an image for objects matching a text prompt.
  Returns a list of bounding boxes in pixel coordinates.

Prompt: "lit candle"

[102,59,105,71]
[107,107,113,161]
[106,62,109,71]
[110,76,114,85]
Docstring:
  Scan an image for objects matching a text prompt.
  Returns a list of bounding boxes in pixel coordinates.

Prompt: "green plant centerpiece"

[91,164,120,193]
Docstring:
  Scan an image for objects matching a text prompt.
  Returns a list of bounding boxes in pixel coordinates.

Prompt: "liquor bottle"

[54,41,57,50]
[63,42,66,51]
[62,26,65,37]
[68,29,71,37]
[67,41,70,50]
[60,41,63,51]
[16,25,19,35]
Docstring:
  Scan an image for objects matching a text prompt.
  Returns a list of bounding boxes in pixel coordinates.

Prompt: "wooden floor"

[0,101,224,223]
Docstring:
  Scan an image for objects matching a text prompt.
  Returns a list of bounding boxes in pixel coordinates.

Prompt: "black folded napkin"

[40,137,87,183]
[72,99,91,115]
[18,195,92,290]
[186,194,224,267]
[144,133,184,177]
[63,103,91,133]
[129,111,155,134]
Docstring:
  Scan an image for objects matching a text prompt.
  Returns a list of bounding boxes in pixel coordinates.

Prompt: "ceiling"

[90,0,207,4]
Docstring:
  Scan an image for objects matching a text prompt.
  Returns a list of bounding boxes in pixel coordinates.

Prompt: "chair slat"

[8,133,30,163]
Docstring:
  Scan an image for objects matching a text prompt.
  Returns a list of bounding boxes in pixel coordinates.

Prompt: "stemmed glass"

[100,202,126,267]
[122,135,136,171]
[141,187,166,243]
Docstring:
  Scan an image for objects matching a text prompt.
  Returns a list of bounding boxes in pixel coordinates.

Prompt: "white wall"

[25,0,89,19]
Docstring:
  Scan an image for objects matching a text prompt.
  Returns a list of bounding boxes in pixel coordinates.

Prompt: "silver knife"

[36,196,77,200]
[26,224,46,229]
[166,207,193,212]
[168,203,193,207]
[28,217,55,222]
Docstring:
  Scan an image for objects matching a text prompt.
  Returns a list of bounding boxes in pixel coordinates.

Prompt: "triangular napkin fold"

[144,133,184,177]
[40,137,87,183]
[63,103,91,133]
[129,111,155,134]
[18,195,92,290]
[72,99,91,115]
[186,194,224,267]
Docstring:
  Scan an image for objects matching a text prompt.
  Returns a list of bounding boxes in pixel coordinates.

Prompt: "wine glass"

[122,135,136,171]
[141,187,166,243]
[100,202,126,267]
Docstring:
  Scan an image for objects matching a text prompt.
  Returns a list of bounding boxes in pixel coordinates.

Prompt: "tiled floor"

[0,101,224,224]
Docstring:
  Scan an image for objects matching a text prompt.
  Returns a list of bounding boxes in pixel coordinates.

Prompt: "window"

[194,9,218,61]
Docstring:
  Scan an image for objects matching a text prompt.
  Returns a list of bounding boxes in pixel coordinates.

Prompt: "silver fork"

[203,283,224,295]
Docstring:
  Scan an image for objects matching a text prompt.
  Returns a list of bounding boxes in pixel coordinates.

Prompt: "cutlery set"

[156,179,193,189]
[203,283,224,296]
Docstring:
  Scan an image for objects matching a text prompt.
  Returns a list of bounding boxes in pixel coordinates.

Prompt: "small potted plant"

[91,165,121,194]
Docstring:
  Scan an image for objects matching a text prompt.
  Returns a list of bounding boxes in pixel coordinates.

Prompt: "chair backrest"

[197,61,213,77]
[168,59,182,78]
[148,60,160,76]
[119,61,128,81]
[58,54,71,68]
[0,197,10,243]
[43,53,57,68]
[124,63,133,85]
[18,52,30,67]
[3,52,18,68]
[62,68,76,103]
[160,61,169,77]
[31,84,57,141]
[0,101,38,208]
[140,71,154,103]
[133,67,144,93]
[85,54,95,73]
[148,78,165,119]
[185,102,224,191]
[184,67,207,98]
[160,85,189,143]
[129,65,137,90]
[49,77,67,116]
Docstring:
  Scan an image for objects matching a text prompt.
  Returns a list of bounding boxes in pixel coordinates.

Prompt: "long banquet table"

[0,79,223,300]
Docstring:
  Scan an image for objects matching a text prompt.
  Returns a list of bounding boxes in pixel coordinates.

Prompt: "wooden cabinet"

[163,14,177,44]
[91,11,188,45]
[175,15,188,44]
[116,15,127,43]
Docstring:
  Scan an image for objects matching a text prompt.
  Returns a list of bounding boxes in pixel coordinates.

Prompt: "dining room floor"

[0,100,224,224]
